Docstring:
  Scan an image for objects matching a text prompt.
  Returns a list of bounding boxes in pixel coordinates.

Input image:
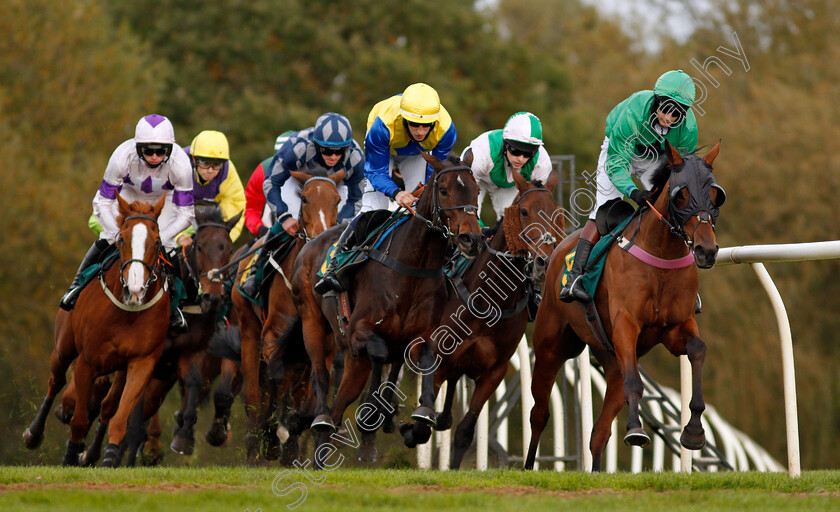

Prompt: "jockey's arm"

[605,117,642,197]
[364,120,400,199]
[92,148,130,242]
[263,151,294,217]
[427,121,457,181]
[159,153,196,249]
[244,161,269,236]
[338,153,365,222]
[215,160,247,241]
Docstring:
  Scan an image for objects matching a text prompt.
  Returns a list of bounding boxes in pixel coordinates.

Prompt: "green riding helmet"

[654,70,696,108]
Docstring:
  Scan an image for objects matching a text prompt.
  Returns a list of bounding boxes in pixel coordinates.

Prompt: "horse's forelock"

[195,204,225,225]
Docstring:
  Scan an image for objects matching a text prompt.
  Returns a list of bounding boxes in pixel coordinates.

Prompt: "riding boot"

[313,222,356,294]
[59,239,110,311]
[558,238,595,303]
[240,243,273,300]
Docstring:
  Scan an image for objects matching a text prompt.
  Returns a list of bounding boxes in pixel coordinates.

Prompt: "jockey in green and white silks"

[558,70,699,304]
[462,112,552,219]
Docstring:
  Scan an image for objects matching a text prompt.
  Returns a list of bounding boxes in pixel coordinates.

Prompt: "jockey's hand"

[177,235,193,248]
[629,188,656,207]
[395,190,416,214]
[282,216,299,236]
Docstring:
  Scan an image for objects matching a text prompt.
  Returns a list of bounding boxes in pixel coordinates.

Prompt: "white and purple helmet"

[135,114,175,167]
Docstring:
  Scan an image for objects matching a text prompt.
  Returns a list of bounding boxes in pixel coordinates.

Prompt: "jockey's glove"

[629,188,655,207]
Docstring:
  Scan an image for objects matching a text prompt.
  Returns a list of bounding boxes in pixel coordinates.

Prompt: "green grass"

[1,467,839,512]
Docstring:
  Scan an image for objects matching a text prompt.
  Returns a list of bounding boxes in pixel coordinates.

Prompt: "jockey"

[243,133,294,238]
[239,114,364,299]
[462,111,552,220]
[558,69,698,303]
[59,115,195,326]
[176,130,246,246]
[313,83,457,294]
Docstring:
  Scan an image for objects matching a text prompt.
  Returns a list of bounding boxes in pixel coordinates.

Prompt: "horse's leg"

[262,378,281,461]
[56,375,77,424]
[80,371,125,467]
[435,376,459,431]
[410,341,438,426]
[612,312,648,447]
[238,303,266,465]
[138,376,173,463]
[64,358,95,466]
[102,356,157,468]
[206,358,238,447]
[662,322,707,450]
[380,361,403,434]
[524,326,584,470]
[305,322,335,432]
[23,330,77,449]
[589,358,626,472]
[123,396,148,467]
[450,362,509,469]
[171,359,203,456]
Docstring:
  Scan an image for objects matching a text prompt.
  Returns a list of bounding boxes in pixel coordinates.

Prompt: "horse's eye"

[301,197,308,204]
[521,207,528,217]
[440,187,449,197]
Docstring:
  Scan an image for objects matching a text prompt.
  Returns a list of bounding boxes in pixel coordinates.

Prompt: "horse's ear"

[544,168,559,193]
[511,166,528,193]
[153,194,166,219]
[329,169,346,185]
[664,140,683,167]
[704,139,721,167]
[226,210,244,232]
[117,193,131,217]
[289,170,311,186]
[462,148,474,168]
[421,152,445,173]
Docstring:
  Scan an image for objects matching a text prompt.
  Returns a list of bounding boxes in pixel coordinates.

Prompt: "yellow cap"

[191,130,230,160]
[399,83,441,123]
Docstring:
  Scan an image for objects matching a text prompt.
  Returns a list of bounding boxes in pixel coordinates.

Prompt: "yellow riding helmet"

[399,83,441,124]
[191,130,230,160]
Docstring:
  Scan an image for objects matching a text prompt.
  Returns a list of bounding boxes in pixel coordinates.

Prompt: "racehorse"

[401,166,563,469]
[291,153,483,469]
[525,140,725,472]
[23,194,170,467]
[232,169,345,464]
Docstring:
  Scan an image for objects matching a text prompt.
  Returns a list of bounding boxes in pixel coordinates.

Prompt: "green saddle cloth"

[561,214,635,300]
[316,214,410,279]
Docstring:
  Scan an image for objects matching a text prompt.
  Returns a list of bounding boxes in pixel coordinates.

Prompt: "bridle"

[413,166,478,239]
[182,221,232,289]
[295,176,340,242]
[117,214,163,292]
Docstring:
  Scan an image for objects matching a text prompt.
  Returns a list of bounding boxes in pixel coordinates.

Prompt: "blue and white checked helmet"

[312,113,353,148]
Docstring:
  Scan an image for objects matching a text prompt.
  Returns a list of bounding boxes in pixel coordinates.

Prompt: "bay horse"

[401,166,563,469]
[291,154,483,469]
[525,140,725,472]
[232,169,345,464]
[23,194,170,467]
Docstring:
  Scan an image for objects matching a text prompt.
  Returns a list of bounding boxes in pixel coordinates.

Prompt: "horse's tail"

[208,324,241,363]
[266,316,307,382]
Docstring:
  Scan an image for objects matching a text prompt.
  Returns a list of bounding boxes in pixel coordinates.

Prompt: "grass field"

[1,467,839,512]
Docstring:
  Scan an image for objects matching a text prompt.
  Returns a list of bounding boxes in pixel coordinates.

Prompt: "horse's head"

[660,140,726,269]
[290,170,344,239]
[116,193,165,306]
[192,203,240,313]
[503,168,564,280]
[419,153,483,257]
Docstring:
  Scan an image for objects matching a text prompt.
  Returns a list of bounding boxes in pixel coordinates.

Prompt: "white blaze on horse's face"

[127,223,149,304]
[319,209,328,233]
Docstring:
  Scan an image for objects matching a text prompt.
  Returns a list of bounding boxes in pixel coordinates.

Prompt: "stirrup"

[240,277,259,300]
[559,275,590,303]
[168,308,188,333]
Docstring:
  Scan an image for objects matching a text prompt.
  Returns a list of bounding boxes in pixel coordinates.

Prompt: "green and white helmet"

[502,112,544,152]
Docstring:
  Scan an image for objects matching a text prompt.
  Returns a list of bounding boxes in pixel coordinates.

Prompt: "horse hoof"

[410,406,437,427]
[434,412,452,431]
[356,445,378,463]
[22,428,44,450]
[624,428,651,447]
[170,435,195,456]
[311,414,336,433]
[399,422,417,448]
[62,440,85,466]
[680,427,706,450]
[79,448,100,467]
[101,443,120,468]
[205,420,231,447]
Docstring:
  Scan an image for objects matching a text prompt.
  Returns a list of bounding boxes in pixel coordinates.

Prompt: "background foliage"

[2,0,839,467]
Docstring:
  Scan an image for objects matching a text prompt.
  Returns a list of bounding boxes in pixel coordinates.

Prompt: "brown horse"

[525,141,725,472]
[291,154,483,469]
[401,167,563,469]
[232,170,345,464]
[23,194,170,467]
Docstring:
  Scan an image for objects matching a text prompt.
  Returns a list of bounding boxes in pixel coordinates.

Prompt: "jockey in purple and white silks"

[60,114,195,315]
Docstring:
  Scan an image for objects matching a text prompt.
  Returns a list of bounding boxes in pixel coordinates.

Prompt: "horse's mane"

[195,200,224,225]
